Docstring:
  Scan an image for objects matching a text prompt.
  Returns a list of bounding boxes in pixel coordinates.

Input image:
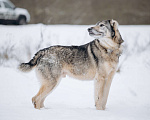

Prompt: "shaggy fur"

[19,19,124,110]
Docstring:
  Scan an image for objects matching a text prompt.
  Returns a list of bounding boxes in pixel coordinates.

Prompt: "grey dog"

[19,19,124,110]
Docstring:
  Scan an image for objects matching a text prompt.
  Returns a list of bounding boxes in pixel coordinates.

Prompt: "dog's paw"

[32,97,41,109]
[32,97,37,108]
[95,103,106,110]
[96,106,105,110]
[40,102,45,108]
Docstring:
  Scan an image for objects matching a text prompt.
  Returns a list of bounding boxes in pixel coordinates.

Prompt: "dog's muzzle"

[88,27,94,34]
[88,27,92,32]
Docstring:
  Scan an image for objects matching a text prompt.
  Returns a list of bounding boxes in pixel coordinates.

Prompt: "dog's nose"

[88,27,92,32]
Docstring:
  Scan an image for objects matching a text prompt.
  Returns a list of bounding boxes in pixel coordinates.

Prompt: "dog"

[19,19,124,110]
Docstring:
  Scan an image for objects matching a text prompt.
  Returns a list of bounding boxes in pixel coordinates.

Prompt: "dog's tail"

[18,50,45,72]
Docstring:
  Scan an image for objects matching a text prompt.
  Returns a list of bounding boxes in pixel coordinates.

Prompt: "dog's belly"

[62,67,96,80]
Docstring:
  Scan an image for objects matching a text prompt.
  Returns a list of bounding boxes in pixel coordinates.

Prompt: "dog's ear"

[110,19,118,30]
[110,19,118,38]
[110,19,124,44]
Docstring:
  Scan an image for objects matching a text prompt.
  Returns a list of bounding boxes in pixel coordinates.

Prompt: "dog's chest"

[100,61,118,76]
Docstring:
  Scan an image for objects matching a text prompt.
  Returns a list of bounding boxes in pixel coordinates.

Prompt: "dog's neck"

[96,38,123,55]
[98,38,118,50]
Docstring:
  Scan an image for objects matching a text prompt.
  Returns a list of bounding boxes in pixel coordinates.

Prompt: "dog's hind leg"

[32,78,59,109]
[32,65,62,109]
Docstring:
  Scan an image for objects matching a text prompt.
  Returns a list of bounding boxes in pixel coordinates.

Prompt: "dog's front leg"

[102,70,116,109]
[95,69,116,110]
[94,74,106,110]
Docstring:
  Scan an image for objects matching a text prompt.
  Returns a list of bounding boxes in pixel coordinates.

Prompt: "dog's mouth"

[88,28,103,36]
[89,31,103,36]
[89,31,95,35]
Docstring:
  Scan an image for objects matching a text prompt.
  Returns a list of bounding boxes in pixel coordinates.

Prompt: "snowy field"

[0,24,150,120]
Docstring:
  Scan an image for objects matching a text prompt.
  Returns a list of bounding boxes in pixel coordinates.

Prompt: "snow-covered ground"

[0,24,150,120]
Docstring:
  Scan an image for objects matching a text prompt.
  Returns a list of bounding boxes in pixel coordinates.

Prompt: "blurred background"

[11,0,150,25]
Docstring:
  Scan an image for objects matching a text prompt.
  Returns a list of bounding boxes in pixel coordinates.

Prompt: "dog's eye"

[100,24,104,27]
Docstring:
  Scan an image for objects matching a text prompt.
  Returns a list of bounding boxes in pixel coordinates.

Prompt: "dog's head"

[88,19,124,44]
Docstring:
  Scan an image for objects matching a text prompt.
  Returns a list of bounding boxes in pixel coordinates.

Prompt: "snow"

[0,24,150,120]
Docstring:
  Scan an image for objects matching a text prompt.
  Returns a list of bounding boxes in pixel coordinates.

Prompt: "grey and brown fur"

[19,19,124,110]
